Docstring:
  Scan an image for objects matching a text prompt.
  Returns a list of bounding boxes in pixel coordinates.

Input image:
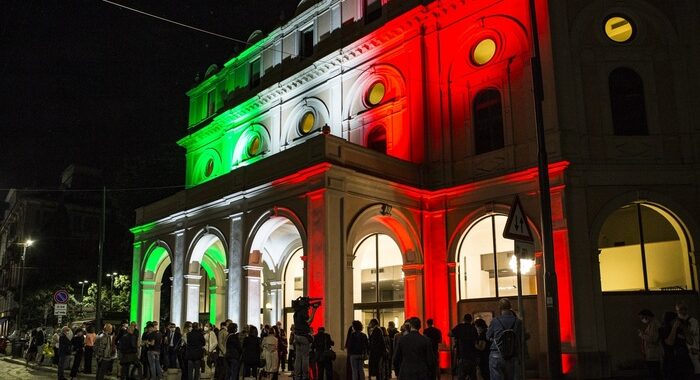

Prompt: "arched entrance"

[594,200,697,373]
[246,215,305,329]
[353,233,405,327]
[141,242,172,325]
[455,214,537,301]
[186,231,228,324]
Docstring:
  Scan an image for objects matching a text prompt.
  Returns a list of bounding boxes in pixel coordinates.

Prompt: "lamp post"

[106,272,118,311]
[16,239,34,332]
[78,281,88,300]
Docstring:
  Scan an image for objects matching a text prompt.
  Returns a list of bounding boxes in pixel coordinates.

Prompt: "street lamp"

[106,272,118,311]
[78,281,88,300]
[16,239,34,332]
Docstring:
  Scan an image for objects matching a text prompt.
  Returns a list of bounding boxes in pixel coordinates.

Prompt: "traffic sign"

[53,290,69,304]
[503,195,534,242]
[54,303,67,316]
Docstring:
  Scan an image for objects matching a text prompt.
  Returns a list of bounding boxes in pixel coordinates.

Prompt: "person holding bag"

[241,325,261,379]
[313,326,335,380]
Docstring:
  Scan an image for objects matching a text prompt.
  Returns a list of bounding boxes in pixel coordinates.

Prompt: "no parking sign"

[53,289,69,304]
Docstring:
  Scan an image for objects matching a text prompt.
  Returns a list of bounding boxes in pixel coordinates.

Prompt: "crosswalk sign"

[503,195,534,242]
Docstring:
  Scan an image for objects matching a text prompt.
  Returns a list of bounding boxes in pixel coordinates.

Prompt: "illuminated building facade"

[130,0,700,377]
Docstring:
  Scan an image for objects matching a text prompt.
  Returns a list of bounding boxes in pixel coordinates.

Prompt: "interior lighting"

[509,254,534,274]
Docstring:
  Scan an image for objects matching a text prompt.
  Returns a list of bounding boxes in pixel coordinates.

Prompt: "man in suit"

[392,317,436,380]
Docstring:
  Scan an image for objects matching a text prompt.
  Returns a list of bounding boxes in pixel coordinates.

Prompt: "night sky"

[1,0,298,203]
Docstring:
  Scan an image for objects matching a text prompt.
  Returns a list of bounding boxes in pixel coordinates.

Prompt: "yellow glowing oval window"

[247,135,263,157]
[472,38,497,66]
[367,81,386,106]
[299,111,316,135]
[605,16,634,43]
[205,158,214,177]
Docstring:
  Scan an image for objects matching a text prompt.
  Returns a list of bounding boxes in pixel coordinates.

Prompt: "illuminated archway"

[140,242,173,326]
[347,204,423,323]
[186,229,228,325]
[245,211,306,329]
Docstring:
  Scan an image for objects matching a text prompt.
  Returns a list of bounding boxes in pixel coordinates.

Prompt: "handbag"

[258,357,266,368]
[321,349,336,362]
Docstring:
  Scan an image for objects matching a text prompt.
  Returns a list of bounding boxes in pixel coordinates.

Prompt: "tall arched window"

[609,67,648,136]
[353,234,404,328]
[457,215,537,300]
[598,203,693,291]
[283,248,304,327]
[473,89,504,154]
[367,126,387,154]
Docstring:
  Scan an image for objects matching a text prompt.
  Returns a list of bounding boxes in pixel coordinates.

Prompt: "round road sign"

[54,290,69,304]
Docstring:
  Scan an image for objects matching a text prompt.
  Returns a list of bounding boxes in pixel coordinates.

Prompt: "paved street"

[0,357,67,379]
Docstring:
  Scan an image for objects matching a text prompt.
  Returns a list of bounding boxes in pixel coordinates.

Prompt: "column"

[184,274,202,323]
[244,265,262,327]
[130,241,143,325]
[227,213,244,324]
[402,264,424,321]
[211,285,227,325]
[447,262,458,326]
[153,283,162,323]
[422,210,449,334]
[140,280,156,326]
[171,230,185,327]
[269,281,283,324]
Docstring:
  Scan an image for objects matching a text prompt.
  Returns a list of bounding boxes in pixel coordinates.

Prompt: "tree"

[81,274,130,313]
[22,285,80,328]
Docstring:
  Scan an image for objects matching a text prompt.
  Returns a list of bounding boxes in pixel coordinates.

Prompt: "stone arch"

[193,148,223,185]
[447,15,530,84]
[283,97,331,146]
[346,203,423,321]
[344,63,407,120]
[447,203,542,264]
[243,207,307,328]
[184,226,229,324]
[140,240,173,326]
[232,123,271,167]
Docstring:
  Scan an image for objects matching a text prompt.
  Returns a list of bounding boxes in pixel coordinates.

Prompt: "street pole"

[528,0,563,377]
[96,187,105,331]
[16,242,29,332]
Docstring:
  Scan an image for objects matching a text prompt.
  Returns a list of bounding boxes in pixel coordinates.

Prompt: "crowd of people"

[13,298,700,380]
[637,301,700,380]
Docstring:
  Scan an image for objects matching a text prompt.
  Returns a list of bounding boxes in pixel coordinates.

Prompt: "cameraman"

[293,297,320,380]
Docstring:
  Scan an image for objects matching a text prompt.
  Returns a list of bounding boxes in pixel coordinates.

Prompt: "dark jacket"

[312,332,334,362]
[346,330,368,355]
[423,326,442,354]
[392,330,435,380]
[186,330,206,360]
[225,333,242,360]
[451,322,477,359]
[241,336,261,365]
[58,334,72,357]
[118,332,138,354]
[71,334,85,354]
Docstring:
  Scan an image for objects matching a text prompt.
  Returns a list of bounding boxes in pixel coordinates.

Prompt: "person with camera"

[292,296,320,380]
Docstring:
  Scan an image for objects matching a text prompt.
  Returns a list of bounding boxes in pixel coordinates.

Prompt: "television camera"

[292,296,322,311]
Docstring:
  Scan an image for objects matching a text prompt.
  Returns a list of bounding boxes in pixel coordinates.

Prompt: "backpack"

[494,318,518,359]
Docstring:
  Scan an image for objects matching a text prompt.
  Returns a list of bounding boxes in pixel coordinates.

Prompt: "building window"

[604,15,635,43]
[457,215,537,300]
[609,67,648,136]
[300,27,314,58]
[472,38,497,66]
[249,58,261,89]
[246,134,263,157]
[353,234,404,328]
[366,81,386,106]
[207,90,216,117]
[473,89,504,154]
[367,126,387,154]
[299,111,316,135]
[598,203,693,292]
[283,248,304,329]
[364,0,382,23]
[204,158,215,177]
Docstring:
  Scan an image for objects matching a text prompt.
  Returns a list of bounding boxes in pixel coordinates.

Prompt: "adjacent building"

[130,0,700,377]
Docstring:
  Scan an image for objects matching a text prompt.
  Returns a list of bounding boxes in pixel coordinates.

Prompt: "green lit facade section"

[130,242,143,324]
[180,32,275,188]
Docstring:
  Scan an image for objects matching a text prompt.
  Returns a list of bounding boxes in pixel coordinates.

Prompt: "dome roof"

[295,0,321,16]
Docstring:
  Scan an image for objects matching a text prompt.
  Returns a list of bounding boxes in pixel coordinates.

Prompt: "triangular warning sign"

[503,195,534,242]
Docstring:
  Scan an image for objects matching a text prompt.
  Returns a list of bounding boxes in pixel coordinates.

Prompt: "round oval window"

[205,158,214,177]
[247,135,262,157]
[605,16,634,43]
[299,111,316,135]
[367,81,386,106]
[472,38,497,66]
